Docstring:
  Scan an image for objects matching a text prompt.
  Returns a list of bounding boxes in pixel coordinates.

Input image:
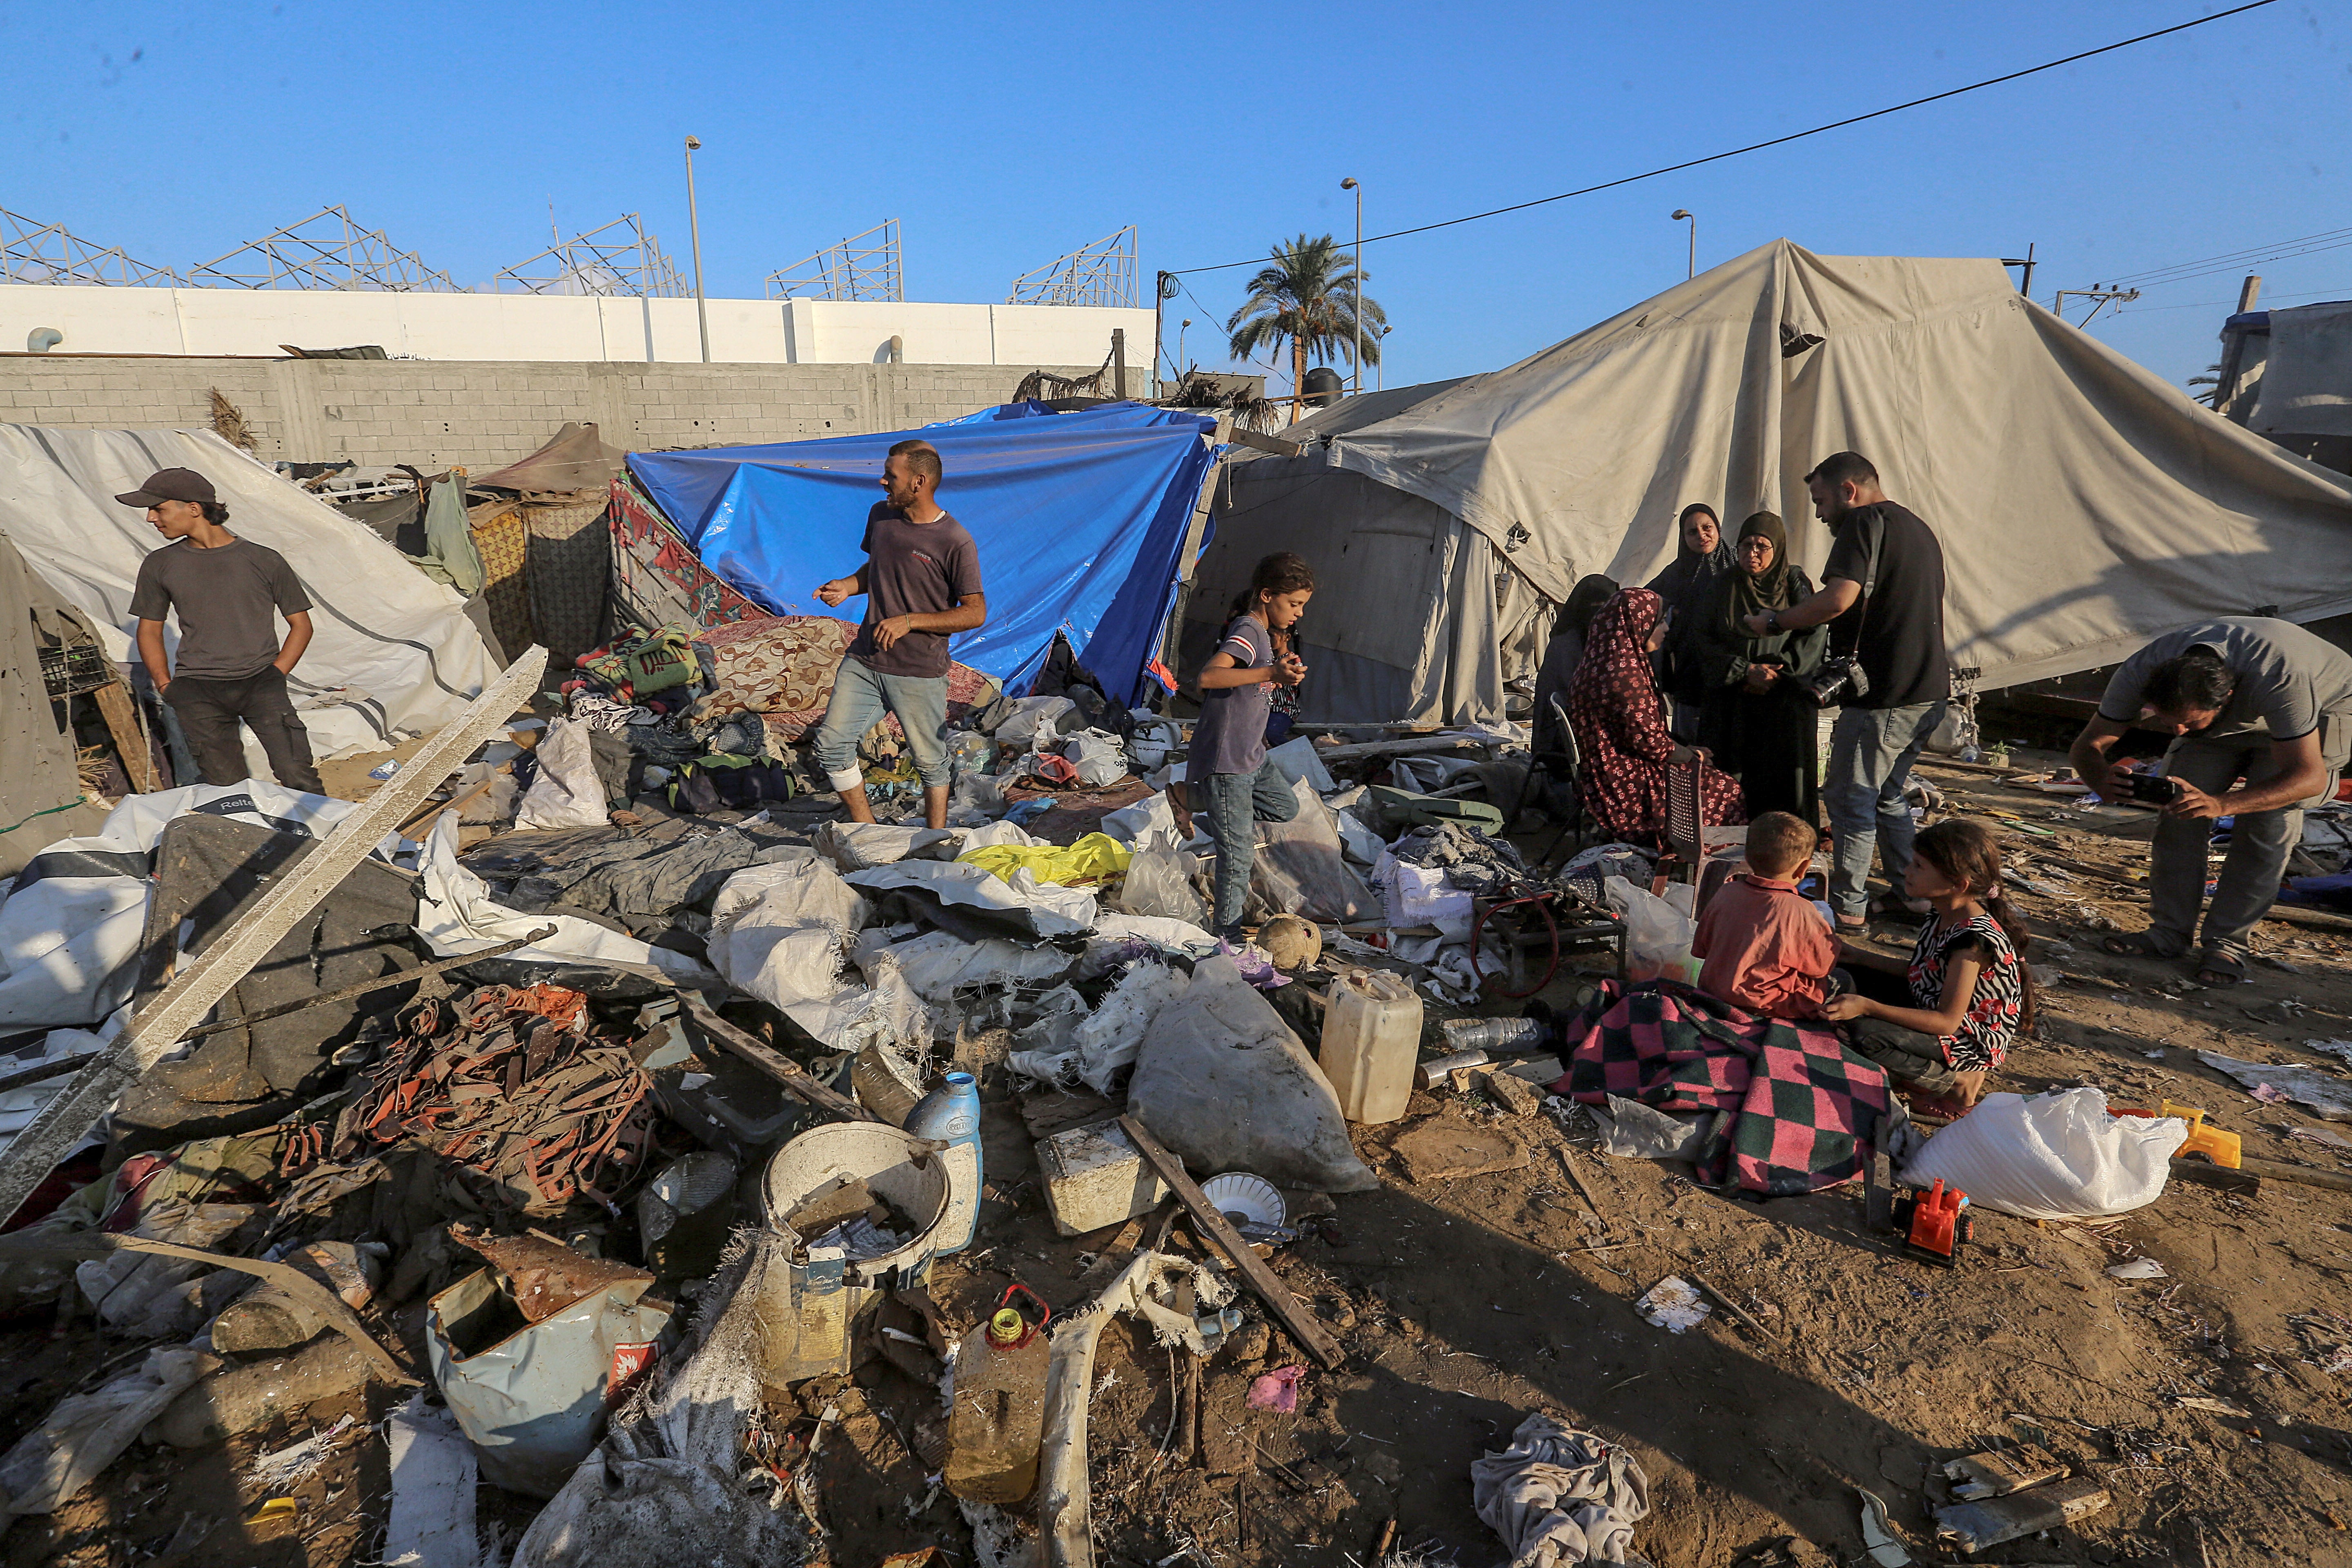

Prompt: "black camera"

[2126,771,2184,805]
[1799,654,1871,710]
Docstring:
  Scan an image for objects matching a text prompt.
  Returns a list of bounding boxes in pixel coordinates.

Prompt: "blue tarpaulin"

[628,403,1220,702]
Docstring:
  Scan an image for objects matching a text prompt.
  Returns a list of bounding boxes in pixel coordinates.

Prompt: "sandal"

[2100,932,2187,960]
[2196,946,2251,987]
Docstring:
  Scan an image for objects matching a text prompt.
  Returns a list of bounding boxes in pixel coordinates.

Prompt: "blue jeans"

[813,656,949,791]
[1825,699,1947,920]
[1202,760,1299,932]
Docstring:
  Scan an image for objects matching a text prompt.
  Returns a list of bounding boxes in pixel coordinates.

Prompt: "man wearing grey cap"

[119,467,324,795]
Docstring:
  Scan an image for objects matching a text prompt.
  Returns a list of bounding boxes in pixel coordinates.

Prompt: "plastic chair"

[1657,744,1710,884]
[1524,694,1590,871]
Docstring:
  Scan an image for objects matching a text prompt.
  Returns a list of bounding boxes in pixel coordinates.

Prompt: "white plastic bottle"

[1317,967,1423,1124]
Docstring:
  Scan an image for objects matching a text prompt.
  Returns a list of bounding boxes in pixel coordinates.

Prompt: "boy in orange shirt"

[1690,812,1836,1019]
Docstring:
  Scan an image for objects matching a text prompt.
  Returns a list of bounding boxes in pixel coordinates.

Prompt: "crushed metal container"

[754,1120,975,1388]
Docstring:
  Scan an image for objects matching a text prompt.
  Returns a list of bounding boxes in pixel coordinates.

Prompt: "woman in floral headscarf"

[1566,587,1746,842]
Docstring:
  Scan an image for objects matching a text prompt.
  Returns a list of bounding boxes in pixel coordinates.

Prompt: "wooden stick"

[1682,1268,1780,1341]
[1555,1147,1608,1229]
[683,992,878,1124]
[1118,1115,1344,1369]
[394,770,505,840]
[91,679,156,794]
[0,1052,100,1097]
[2226,1154,2352,1194]
[1373,1518,1398,1562]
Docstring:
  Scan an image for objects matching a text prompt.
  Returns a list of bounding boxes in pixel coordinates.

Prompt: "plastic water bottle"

[906,1072,983,1255]
[1439,1016,1546,1053]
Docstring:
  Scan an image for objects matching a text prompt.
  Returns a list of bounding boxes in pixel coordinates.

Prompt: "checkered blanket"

[1553,978,1892,1196]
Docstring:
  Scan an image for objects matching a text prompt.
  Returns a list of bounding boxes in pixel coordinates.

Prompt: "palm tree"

[2186,361,2224,409]
[1225,234,1385,422]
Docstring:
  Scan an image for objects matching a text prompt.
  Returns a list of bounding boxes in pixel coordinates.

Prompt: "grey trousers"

[1202,759,1299,933]
[2148,715,2351,958]
[1824,699,1947,920]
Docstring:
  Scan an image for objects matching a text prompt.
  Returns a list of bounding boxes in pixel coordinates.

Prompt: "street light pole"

[1179,318,1190,373]
[1671,209,1695,281]
[1341,177,1362,394]
[684,136,711,364]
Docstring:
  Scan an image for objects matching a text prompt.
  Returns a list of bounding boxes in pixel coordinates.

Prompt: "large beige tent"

[1192,240,2352,723]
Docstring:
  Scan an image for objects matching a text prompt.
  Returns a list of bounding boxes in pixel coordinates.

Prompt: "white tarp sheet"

[1232,240,2352,700]
[2253,300,2352,438]
[0,425,499,759]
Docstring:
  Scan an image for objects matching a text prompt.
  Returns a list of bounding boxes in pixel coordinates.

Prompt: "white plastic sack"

[872,930,1074,1004]
[1604,875,1697,985]
[1099,790,1179,847]
[1112,830,1210,926]
[1060,730,1127,788]
[1371,849,1474,940]
[706,856,869,1009]
[993,696,1075,746]
[811,822,956,873]
[516,719,610,831]
[778,953,931,1061]
[1263,736,1336,794]
[0,1346,210,1515]
[1071,962,1192,1095]
[1900,1089,2188,1220]
[1126,956,1378,1193]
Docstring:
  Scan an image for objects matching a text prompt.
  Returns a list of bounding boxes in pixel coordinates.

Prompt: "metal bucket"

[755,1121,953,1389]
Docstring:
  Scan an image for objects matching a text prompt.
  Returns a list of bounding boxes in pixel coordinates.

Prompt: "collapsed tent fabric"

[0,426,500,759]
[1200,240,2352,719]
[628,403,1220,702]
[0,534,109,875]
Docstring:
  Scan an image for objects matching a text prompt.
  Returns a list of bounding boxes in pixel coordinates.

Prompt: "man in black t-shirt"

[1741,451,1949,930]
[120,467,324,794]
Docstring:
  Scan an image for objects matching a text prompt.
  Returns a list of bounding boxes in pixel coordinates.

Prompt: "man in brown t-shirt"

[812,439,987,829]
[120,467,324,794]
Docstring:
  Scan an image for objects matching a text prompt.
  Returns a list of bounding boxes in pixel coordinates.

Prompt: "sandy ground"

[9,750,2352,1567]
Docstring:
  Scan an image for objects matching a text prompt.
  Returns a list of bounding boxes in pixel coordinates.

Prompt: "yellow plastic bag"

[960,832,1133,887]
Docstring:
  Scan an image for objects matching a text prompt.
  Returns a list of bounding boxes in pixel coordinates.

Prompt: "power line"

[2089,225,2352,291]
[2117,285,2352,315]
[1167,1,2280,276]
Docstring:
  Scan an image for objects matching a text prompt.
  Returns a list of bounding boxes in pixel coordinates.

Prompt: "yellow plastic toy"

[2112,1100,2241,1168]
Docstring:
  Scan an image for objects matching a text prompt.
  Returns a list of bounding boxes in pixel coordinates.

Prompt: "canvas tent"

[1195,240,2352,723]
[0,426,500,762]
[0,533,109,876]
[629,402,1221,704]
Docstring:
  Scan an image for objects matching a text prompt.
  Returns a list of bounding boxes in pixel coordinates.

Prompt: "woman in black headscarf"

[1691,510,1829,820]
[1644,503,1734,740]
[1532,573,1619,754]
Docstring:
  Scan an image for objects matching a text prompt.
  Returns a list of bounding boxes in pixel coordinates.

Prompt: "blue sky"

[4,2,2344,395]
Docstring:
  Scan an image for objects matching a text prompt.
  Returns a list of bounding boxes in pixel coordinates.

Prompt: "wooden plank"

[0,648,550,1226]
[2232,1154,2352,1195]
[91,678,156,793]
[1312,735,1485,764]
[2167,1159,2262,1198]
[1116,1114,1344,1369]
[682,992,877,1124]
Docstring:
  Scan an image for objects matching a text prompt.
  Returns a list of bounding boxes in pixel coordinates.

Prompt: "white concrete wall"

[0,284,1157,368]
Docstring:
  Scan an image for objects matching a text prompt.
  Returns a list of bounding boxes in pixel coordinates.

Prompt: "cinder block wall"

[0,356,1123,471]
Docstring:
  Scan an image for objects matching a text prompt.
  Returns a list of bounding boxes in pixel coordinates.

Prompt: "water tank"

[1301,367,1345,408]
